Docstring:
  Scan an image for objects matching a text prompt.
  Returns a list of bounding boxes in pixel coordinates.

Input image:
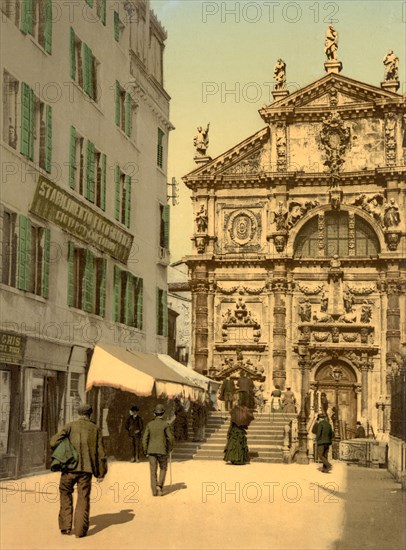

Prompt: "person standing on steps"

[50,404,107,538]
[142,404,174,496]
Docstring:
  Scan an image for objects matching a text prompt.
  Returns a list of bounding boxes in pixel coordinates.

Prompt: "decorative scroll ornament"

[227,209,258,246]
[286,200,320,229]
[275,122,287,172]
[320,111,351,173]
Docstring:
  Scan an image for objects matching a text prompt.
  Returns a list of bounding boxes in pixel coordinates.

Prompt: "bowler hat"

[78,404,92,416]
[154,404,165,415]
[130,405,139,412]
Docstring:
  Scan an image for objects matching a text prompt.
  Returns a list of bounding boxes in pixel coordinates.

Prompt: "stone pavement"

[0,460,404,550]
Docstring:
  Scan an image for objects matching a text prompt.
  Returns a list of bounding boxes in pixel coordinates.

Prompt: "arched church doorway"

[314,362,358,436]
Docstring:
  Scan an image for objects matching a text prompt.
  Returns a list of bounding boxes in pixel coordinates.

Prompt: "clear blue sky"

[150,0,405,262]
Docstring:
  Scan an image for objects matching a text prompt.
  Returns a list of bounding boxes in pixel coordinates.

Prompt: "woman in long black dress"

[224,421,250,465]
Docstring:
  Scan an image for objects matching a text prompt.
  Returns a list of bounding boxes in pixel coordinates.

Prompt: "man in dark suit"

[125,405,144,462]
[50,404,107,538]
[142,404,174,496]
[316,413,334,473]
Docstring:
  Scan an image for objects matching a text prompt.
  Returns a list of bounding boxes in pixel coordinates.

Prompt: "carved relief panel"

[216,203,265,254]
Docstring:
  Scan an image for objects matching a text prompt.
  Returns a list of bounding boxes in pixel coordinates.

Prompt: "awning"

[86,344,204,400]
[157,354,212,391]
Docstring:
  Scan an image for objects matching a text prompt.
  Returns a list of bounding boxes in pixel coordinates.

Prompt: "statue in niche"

[360,301,372,324]
[273,59,286,90]
[343,290,354,314]
[299,299,312,322]
[273,202,288,231]
[320,290,328,313]
[383,198,401,228]
[194,123,210,156]
[383,50,399,81]
[195,205,208,233]
[324,25,339,61]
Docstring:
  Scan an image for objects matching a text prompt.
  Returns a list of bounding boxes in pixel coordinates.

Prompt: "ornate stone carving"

[195,204,208,233]
[351,193,386,227]
[383,50,399,82]
[274,233,287,252]
[194,234,209,253]
[226,150,262,175]
[194,123,210,157]
[276,123,287,172]
[273,202,288,231]
[385,230,401,251]
[318,213,325,254]
[299,299,312,322]
[286,200,320,229]
[329,86,338,107]
[342,333,358,343]
[324,25,339,61]
[383,198,401,228]
[220,298,261,343]
[227,209,258,247]
[216,283,266,295]
[320,111,350,173]
[348,211,355,256]
[329,177,343,210]
[297,282,325,296]
[346,283,376,295]
[360,301,372,324]
[384,113,397,166]
[273,59,286,90]
[270,278,288,293]
[314,332,330,342]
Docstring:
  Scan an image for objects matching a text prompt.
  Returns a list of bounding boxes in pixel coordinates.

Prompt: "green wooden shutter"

[125,175,131,228]
[85,141,95,202]
[100,154,106,210]
[125,93,132,137]
[163,204,170,249]
[85,0,94,6]
[162,290,168,337]
[115,81,120,126]
[42,228,50,298]
[114,165,120,220]
[44,0,52,54]
[83,43,90,96]
[156,287,160,335]
[69,126,76,189]
[20,0,33,35]
[136,278,143,330]
[67,242,74,306]
[114,12,119,41]
[18,215,31,291]
[70,28,76,80]
[113,265,121,322]
[82,249,95,313]
[124,273,134,326]
[20,83,34,160]
[45,105,52,173]
[99,258,107,317]
[157,128,164,168]
[101,0,106,25]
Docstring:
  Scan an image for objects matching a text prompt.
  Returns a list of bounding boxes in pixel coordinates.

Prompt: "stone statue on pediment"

[273,59,286,90]
[194,123,210,156]
[383,50,399,81]
[299,299,312,322]
[274,201,288,231]
[325,25,339,61]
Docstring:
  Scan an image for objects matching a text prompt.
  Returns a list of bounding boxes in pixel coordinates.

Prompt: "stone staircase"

[172,411,297,463]
[171,411,228,461]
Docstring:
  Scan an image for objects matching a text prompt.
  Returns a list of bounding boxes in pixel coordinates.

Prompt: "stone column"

[191,264,209,374]
[385,275,401,430]
[360,359,369,419]
[271,266,287,389]
[207,275,216,373]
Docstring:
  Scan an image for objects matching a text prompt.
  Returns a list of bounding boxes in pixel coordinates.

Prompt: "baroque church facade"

[183,33,405,439]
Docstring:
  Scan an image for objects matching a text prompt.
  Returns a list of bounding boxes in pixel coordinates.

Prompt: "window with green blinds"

[45,105,52,172]
[85,140,95,202]
[44,0,52,53]
[157,128,164,168]
[20,0,33,35]
[20,83,34,160]
[114,11,119,41]
[17,215,31,291]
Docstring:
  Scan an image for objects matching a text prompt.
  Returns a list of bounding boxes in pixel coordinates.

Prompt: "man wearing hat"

[142,404,174,496]
[50,404,107,538]
[125,405,144,462]
[315,413,334,473]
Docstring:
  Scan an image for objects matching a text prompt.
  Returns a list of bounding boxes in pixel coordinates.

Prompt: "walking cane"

[169,450,173,488]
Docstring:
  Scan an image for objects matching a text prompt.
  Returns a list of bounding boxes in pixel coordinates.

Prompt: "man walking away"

[125,405,144,462]
[50,404,107,538]
[142,404,174,496]
[316,413,334,473]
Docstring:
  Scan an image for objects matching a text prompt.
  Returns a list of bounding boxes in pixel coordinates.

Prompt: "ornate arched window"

[294,212,380,258]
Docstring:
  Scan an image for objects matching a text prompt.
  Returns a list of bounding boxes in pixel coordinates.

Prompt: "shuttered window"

[114,11,119,41]
[125,175,131,228]
[20,82,34,160]
[160,204,170,249]
[42,228,50,298]
[113,267,142,328]
[44,0,52,53]
[157,128,164,168]
[85,140,95,202]
[125,92,132,137]
[69,127,76,188]
[20,0,33,35]
[156,287,167,336]
[70,28,76,80]
[68,242,105,314]
[113,265,121,322]
[135,277,143,330]
[17,215,31,291]
[45,104,52,172]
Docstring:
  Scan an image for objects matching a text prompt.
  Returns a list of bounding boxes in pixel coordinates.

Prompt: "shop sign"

[0,331,25,365]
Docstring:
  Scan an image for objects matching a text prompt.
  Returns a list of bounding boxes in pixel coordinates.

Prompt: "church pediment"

[183,127,269,185]
[260,73,403,121]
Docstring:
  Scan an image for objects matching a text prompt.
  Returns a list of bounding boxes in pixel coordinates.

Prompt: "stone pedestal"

[324,60,343,74]
[381,80,400,93]
[272,89,290,102]
[194,155,212,165]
